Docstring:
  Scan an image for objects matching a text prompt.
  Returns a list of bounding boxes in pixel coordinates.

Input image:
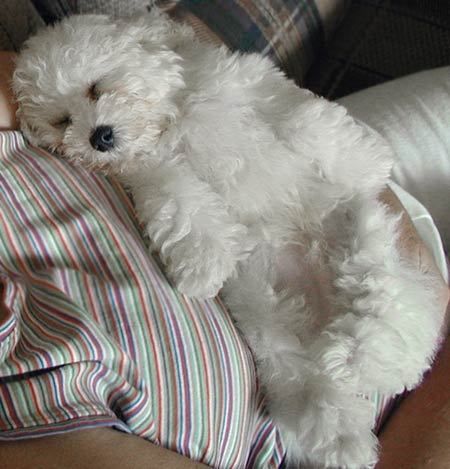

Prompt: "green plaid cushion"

[30,1,350,85]
[31,0,151,21]
[157,0,324,85]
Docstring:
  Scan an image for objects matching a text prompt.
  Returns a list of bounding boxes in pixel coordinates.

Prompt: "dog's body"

[14,12,442,468]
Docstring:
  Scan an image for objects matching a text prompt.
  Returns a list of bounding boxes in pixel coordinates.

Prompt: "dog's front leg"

[130,164,253,298]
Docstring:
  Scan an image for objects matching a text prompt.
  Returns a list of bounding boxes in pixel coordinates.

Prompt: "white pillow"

[338,67,450,253]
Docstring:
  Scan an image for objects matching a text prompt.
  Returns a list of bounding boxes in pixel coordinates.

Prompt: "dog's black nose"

[90,125,115,152]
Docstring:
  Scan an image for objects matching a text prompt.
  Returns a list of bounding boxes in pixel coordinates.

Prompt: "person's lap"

[0,50,448,467]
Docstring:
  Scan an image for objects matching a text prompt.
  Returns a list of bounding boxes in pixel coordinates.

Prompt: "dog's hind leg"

[221,246,378,468]
[314,196,443,396]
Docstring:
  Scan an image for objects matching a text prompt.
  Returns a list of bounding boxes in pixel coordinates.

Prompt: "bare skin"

[0,427,208,469]
[0,51,449,468]
[0,52,17,130]
[377,332,450,469]
[377,189,450,469]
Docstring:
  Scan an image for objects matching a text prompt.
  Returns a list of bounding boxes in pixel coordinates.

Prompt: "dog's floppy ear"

[117,8,195,52]
[15,111,40,147]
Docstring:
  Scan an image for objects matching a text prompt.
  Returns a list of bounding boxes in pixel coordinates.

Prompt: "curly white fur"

[13,11,443,468]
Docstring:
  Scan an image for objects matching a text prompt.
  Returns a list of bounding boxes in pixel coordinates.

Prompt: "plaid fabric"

[306,0,450,99]
[31,0,152,21]
[158,0,324,84]
[29,1,350,85]
[0,0,43,51]
[31,0,76,23]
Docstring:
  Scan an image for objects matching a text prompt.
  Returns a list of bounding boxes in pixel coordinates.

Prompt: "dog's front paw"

[170,247,237,299]
[168,229,254,299]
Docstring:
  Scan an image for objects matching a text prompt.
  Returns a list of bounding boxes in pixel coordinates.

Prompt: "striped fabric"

[0,131,394,466]
[0,132,284,468]
[0,131,284,467]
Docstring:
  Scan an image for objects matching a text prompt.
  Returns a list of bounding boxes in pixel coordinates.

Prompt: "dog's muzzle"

[90,125,115,152]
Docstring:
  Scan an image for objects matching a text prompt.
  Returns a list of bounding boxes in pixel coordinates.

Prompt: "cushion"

[0,0,43,51]
[306,0,450,99]
[30,0,351,85]
[31,0,151,21]
[338,67,450,255]
[158,0,328,84]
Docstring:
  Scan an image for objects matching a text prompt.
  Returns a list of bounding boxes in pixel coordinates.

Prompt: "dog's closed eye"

[87,82,101,101]
[52,115,72,129]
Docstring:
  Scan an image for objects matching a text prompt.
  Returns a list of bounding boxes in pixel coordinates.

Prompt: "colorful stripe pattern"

[0,131,285,467]
[0,131,394,466]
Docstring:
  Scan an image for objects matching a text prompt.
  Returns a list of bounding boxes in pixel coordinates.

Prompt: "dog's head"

[13,12,189,173]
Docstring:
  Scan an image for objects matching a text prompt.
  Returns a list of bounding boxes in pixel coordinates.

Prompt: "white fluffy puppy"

[13,11,442,468]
